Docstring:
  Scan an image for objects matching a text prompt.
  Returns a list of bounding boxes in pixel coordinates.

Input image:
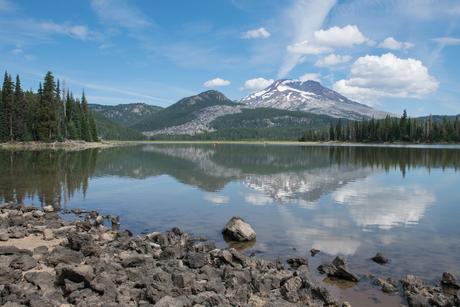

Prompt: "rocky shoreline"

[0,202,458,306]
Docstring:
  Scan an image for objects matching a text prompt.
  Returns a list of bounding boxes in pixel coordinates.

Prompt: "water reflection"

[334,177,436,229]
[0,149,98,208]
[0,144,458,221]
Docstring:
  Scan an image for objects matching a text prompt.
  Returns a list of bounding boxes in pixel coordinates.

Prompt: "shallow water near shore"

[1,143,459,305]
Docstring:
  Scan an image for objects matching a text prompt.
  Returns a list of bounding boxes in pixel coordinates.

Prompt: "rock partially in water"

[310,248,320,257]
[373,277,398,293]
[318,256,360,282]
[372,252,389,265]
[401,274,459,307]
[287,257,308,269]
[441,272,460,289]
[222,216,256,242]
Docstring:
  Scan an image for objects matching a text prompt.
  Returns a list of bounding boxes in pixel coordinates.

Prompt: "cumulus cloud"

[432,37,460,45]
[315,54,352,67]
[286,40,333,55]
[379,37,414,50]
[203,78,230,87]
[333,53,439,102]
[278,0,336,78]
[243,78,274,91]
[298,73,321,82]
[313,25,367,47]
[242,27,271,39]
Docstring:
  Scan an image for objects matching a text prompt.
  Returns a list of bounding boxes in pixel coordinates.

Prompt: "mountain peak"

[240,78,388,120]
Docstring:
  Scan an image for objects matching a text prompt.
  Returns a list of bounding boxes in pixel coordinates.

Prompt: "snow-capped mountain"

[240,79,388,120]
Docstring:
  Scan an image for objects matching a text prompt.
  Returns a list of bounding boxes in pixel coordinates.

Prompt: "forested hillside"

[92,112,145,140]
[0,71,98,142]
[90,103,163,127]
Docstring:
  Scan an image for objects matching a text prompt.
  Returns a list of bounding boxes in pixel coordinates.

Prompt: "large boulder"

[222,217,256,242]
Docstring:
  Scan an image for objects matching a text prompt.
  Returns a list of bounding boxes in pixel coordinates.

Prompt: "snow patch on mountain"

[241,79,388,120]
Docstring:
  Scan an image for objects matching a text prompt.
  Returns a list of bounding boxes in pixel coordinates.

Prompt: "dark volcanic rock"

[47,246,84,266]
[318,256,360,282]
[372,252,389,265]
[401,274,459,307]
[185,252,209,269]
[0,202,363,306]
[441,272,460,289]
[287,257,308,269]
[9,254,37,271]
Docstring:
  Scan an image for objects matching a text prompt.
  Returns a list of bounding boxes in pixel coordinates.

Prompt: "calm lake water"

[1,143,459,305]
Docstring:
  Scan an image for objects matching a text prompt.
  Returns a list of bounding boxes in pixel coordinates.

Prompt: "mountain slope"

[93,112,145,140]
[133,90,241,133]
[90,103,163,127]
[240,79,388,120]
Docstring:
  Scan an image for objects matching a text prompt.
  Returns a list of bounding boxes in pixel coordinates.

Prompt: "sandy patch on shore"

[0,234,63,251]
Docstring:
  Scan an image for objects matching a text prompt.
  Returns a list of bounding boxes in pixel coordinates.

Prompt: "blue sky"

[1,0,459,116]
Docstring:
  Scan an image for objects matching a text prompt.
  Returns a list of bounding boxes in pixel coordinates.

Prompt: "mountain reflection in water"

[1,144,459,281]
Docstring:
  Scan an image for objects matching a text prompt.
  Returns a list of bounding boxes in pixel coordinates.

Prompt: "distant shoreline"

[1,140,460,150]
[0,140,125,150]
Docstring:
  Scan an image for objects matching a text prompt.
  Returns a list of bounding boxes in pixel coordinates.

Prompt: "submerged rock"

[318,256,360,282]
[310,248,320,257]
[372,252,389,265]
[222,216,256,242]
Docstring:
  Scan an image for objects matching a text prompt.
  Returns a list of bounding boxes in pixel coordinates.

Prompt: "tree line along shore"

[301,110,460,143]
[0,71,98,143]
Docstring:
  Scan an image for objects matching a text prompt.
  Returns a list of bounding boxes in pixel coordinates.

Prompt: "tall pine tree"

[13,75,27,141]
[1,72,14,141]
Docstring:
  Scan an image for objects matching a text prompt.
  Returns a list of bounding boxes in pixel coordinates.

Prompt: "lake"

[1,143,459,305]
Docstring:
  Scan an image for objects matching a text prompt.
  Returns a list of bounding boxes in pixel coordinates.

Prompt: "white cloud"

[299,73,321,82]
[333,53,439,101]
[379,37,414,50]
[90,0,151,29]
[38,22,90,40]
[243,78,274,91]
[315,54,352,67]
[314,25,367,47]
[278,0,337,78]
[203,78,231,87]
[242,27,271,39]
[286,40,333,55]
[432,37,460,45]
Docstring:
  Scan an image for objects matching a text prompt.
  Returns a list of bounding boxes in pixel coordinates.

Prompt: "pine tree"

[0,79,5,141]
[38,72,57,141]
[89,112,98,142]
[1,72,14,141]
[80,92,91,142]
[13,75,27,140]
